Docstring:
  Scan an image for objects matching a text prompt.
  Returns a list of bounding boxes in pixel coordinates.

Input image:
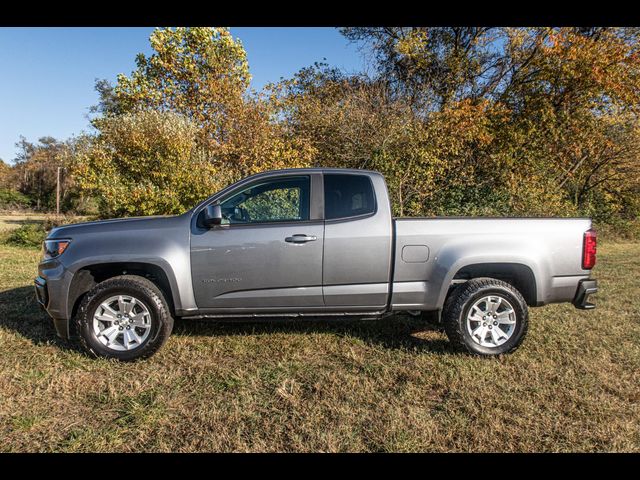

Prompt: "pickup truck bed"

[392,217,592,311]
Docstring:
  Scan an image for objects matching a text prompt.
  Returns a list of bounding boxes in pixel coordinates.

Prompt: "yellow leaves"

[65,26,640,234]
[396,30,429,57]
[71,111,227,217]
[114,27,251,144]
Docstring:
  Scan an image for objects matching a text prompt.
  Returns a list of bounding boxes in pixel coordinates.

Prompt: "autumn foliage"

[43,27,640,233]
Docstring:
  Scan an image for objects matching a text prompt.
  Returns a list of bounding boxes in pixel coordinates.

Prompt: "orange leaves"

[89,26,313,213]
[69,27,640,233]
[428,99,497,158]
[526,28,640,109]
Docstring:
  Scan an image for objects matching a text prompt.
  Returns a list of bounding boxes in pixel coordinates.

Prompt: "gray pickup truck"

[35,168,598,360]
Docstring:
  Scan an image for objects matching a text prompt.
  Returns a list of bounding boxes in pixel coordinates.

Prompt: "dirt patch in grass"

[0,240,638,452]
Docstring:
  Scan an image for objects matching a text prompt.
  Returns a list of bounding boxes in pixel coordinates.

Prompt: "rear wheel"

[442,278,528,355]
[75,275,174,361]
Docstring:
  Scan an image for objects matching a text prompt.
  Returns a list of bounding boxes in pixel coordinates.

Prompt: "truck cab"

[190,169,393,314]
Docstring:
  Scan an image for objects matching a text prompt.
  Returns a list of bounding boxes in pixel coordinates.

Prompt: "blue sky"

[0,27,367,163]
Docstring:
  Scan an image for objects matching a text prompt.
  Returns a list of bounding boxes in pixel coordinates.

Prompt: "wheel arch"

[68,261,177,323]
[438,261,540,309]
[454,263,537,305]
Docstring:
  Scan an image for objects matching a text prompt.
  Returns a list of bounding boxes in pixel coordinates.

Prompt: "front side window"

[324,174,376,220]
[219,176,310,224]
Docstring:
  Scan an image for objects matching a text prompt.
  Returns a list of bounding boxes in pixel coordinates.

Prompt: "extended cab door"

[191,174,325,310]
[322,173,393,308]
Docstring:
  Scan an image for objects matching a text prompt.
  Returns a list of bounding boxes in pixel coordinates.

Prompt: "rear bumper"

[572,279,598,310]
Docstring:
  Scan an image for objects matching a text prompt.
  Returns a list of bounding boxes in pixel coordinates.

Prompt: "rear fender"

[431,239,549,310]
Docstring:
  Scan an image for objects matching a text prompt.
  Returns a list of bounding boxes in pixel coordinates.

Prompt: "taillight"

[582,229,597,270]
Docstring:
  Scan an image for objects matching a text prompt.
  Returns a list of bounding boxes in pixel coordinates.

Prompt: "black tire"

[75,275,174,361]
[442,277,529,355]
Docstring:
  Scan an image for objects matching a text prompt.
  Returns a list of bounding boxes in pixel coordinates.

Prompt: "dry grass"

[0,216,638,452]
[0,213,91,237]
[0,214,48,232]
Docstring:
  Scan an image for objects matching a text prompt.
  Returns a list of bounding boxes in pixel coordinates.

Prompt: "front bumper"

[34,276,48,309]
[572,279,598,310]
[34,275,70,338]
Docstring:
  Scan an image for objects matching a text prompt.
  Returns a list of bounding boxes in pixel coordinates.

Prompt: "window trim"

[322,172,378,222]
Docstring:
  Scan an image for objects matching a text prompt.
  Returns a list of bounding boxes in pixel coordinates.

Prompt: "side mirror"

[203,204,223,227]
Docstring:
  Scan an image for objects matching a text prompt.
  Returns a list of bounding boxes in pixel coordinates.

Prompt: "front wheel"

[75,275,174,361]
[442,278,529,355]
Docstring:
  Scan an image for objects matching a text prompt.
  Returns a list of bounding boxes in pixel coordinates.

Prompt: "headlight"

[43,239,71,259]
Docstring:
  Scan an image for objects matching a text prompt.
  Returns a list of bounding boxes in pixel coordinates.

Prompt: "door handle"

[285,234,317,243]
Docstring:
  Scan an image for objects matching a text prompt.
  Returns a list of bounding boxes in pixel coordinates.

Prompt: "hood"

[47,214,186,239]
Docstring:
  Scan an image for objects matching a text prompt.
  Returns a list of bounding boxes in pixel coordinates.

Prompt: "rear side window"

[324,174,376,220]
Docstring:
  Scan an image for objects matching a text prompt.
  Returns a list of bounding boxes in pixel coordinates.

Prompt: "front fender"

[55,229,197,319]
[64,255,189,316]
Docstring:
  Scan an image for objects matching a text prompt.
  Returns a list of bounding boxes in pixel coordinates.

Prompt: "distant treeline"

[1,27,639,235]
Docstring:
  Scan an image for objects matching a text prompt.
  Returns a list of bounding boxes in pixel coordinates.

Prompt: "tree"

[84,27,313,199]
[76,26,640,233]
[12,136,71,210]
[107,27,250,147]
[330,27,640,227]
[0,159,13,189]
[71,110,230,217]
[90,78,121,117]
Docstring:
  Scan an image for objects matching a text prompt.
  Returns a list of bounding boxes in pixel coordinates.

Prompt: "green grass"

[0,216,639,452]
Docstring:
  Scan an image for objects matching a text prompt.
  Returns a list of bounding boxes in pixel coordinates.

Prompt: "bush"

[43,214,80,231]
[0,188,31,210]
[71,111,232,217]
[5,223,47,248]
[65,194,100,216]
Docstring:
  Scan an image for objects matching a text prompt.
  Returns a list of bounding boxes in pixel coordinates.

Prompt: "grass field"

[0,216,639,452]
